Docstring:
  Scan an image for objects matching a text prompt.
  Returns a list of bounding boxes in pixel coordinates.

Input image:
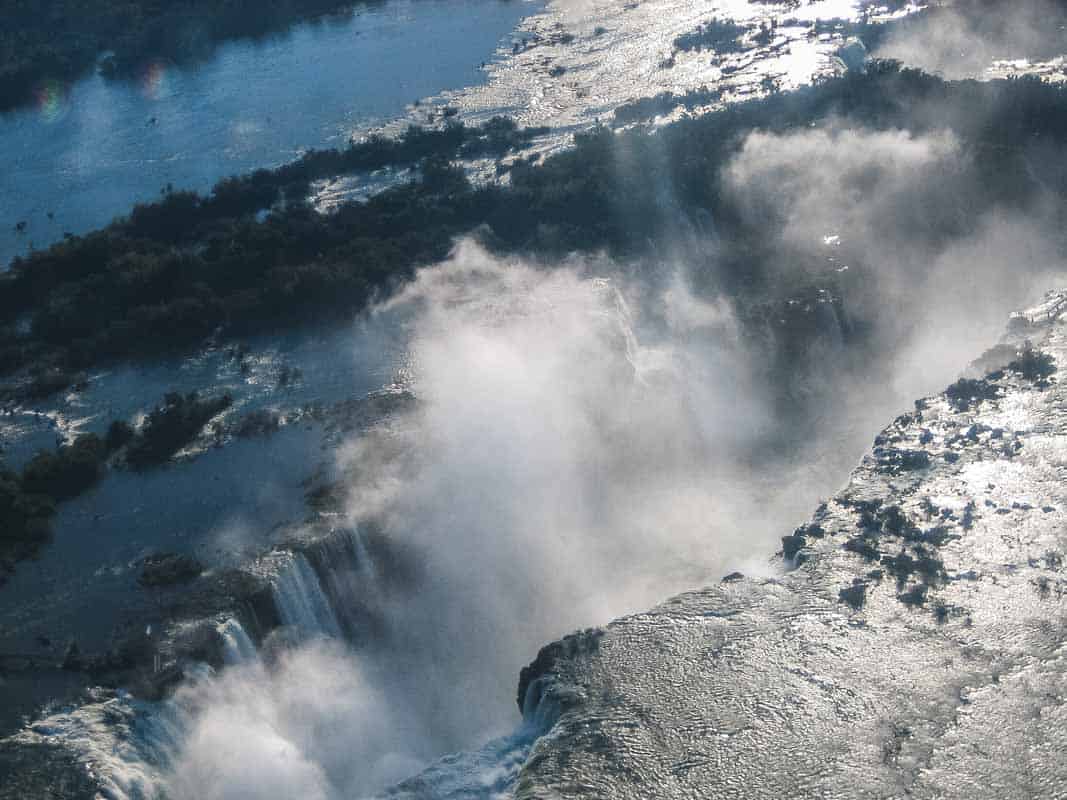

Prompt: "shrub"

[126,391,233,467]
[1007,342,1056,382]
[105,420,136,452]
[945,378,998,411]
[21,434,106,499]
[839,579,867,610]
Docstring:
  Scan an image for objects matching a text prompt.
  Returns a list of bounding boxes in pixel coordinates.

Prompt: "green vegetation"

[105,419,136,452]
[0,0,362,112]
[838,578,868,610]
[138,552,203,587]
[21,433,107,499]
[3,63,1067,407]
[0,463,56,578]
[0,432,115,581]
[126,391,232,468]
[946,377,1000,411]
[0,389,229,580]
[1007,342,1056,382]
[672,19,748,54]
[23,368,88,400]
[612,87,722,125]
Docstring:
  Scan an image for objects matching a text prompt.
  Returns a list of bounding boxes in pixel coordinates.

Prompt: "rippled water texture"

[510,293,1067,799]
[0,0,540,267]
[319,0,905,202]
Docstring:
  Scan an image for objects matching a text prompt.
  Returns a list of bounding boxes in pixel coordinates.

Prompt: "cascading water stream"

[217,618,258,666]
[4,535,376,800]
[302,527,382,642]
[271,551,345,641]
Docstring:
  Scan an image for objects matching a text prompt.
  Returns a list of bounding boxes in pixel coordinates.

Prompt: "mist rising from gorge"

[873,0,1067,78]
[162,113,1067,798]
[723,124,1065,396]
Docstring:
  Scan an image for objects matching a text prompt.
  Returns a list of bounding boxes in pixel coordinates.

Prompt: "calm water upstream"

[0,0,539,268]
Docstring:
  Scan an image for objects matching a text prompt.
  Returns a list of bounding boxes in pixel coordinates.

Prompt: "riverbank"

[0,0,362,113]
[3,64,1067,395]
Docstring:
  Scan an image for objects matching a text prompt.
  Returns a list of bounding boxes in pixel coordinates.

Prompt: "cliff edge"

[514,292,1067,799]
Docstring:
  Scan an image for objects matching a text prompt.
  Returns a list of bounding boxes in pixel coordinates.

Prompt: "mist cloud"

[334,242,796,746]
[165,239,862,798]
[165,643,427,799]
[724,123,1065,399]
[873,0,1067,79]
[164,119,1067,800]
[725,126,965,257]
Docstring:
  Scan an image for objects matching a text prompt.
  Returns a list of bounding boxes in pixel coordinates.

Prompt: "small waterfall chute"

[271,551,343,640]
[216,618,257,665]
[303,525,383,642]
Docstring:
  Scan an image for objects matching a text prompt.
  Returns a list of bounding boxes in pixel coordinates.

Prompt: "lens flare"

[140,60,170,100]
[34,79,69,122]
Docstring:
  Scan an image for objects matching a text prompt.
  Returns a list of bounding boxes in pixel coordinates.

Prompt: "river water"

[0,0,892,671]
[0,0,540,268]
[9,0,1057,796]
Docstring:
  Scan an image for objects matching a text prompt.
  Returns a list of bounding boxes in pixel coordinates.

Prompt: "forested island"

[3,62,1067,584]
[2,63,1066,401]
[0,390,233,583]
[0,0,361,112]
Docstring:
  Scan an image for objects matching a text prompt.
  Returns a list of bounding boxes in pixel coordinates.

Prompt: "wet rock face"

[514,292,1067,799]
[517,628,603,713]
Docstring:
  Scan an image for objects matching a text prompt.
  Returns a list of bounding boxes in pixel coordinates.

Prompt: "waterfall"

[303,526,380,642]
[271,551,343,640]
[375,677,557,800]
[520,676,565,736]
[373,674,566,799]
[375,727,539,800]
[20,542,370,798]
[216,618,257,665]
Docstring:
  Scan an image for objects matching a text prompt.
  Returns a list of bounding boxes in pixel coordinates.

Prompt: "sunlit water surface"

[5,1,1067,797]
[0,0,541,268]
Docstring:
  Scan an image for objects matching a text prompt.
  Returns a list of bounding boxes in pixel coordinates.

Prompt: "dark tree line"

[0,0,368,112]
[3,63,1067,401]
[0,118,546,398]
[0,389,231,581]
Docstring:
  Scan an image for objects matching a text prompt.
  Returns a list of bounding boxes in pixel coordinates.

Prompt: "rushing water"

[7,1,1066,796]
[2,0,922,269]
[0,0,541,268]
[0,315,407,734]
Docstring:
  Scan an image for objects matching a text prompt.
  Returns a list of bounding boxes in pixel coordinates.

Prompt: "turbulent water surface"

[4,1,1067,798]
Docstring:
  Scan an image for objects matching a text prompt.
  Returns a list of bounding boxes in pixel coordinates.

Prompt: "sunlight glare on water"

[0,0,540,268]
